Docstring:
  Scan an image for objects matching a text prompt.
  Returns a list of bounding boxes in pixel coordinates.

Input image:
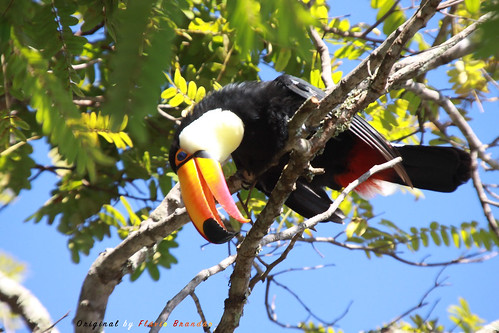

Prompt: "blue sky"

[1,1,499,333]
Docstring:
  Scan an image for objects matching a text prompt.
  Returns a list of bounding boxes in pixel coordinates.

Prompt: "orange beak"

[174,149,250,244]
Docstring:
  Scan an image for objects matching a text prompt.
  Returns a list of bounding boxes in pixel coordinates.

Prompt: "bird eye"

[175,150,188,164]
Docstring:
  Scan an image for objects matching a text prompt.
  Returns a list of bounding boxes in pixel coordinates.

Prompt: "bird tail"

[392,146,471,192]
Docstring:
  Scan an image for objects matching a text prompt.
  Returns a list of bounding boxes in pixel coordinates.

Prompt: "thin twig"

[248,232,302,290]
[382,268,449,330]
[72,58,102,70]
[157,105,182,125]
[298,236,498,267]
[309,27,334,91]
[42,311,69,333]
[150,255,237,333]
[190,292,211,333]
[361,0,401,38]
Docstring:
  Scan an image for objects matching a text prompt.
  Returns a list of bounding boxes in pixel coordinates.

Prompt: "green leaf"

[130,262,146,281]
[461,227,473,249]
[451,226,461,248]
[420,228,429,247]
[148,180,158,202]
[430,229,441,246]
[345,220,357,239]
[464,0,480,14]
[102,0,173,142]
[441,226,450,246]
[147,262,160,281]
[275,48,292,72]
[120,196,141,226]
[161,86,177,99]
[195,86,206,102]
[169,94,184,107]
[174,68,187,94]
[99,205,127,227]
[187,81,197,100]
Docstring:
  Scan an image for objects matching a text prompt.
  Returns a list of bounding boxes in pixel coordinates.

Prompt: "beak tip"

[203,218,237,244]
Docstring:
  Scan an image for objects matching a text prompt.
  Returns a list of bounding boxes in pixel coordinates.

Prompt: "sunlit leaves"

[406,314,445,333]
[464,0,481,14]
[0,144,34,204]
[131,234,179,282]
[10,39,112,180]
[227,0,315,60]
[162,68,207,114]
[349,220,499,259]
[371,0,406,35]
[364,93,419,144]
[226,0,262,57]
[81,112,133,150]
[102,0,173,142]
[447,57,489,96]
[299,321,342,333]
[345,218,368,238]
[66,195,177,267]
[448,298,485,333]
[0,252,26,282]
[387,298,485,332]
[475,1,499,57]
[0,113,30,152]
[0,252,28,330]
[99,196,142,239]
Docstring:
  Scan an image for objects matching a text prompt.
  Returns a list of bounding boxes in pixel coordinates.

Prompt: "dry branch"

[0,271,60,333]
[74,185,191,331]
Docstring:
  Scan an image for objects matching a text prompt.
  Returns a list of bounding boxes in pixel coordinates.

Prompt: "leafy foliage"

[448,298,485,332]
[345,219,499,258]
[0,0,498,332]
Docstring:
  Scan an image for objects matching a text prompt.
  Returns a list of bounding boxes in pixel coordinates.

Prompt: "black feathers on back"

[170,74,471,223]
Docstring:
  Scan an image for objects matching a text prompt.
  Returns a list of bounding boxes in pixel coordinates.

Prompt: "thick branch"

[215,3,443,331]
[0,271,60,333]
[74,184,191,331]
[389,12,492,85]
[310,0,442,127]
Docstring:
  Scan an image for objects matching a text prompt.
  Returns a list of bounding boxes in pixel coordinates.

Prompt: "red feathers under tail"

[334,142,471,196]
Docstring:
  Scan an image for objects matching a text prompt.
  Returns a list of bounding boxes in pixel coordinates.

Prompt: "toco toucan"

[169,75,471,244]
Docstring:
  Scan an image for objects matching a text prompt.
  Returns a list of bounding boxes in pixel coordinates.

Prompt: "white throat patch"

[179,109,245,162]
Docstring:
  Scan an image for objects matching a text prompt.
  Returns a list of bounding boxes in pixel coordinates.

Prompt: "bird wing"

[278,74,412,187]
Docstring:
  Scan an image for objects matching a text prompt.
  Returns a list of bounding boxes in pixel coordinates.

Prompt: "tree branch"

[298,237,498,267]
[309,27,334,91]
[0,271,60,333]
[150,255,237,333]
[74,184,190,332]
[190,292,212,333]
[382,268,448,331]
[398,80,499,237]
[389,12,492,85]
[399,80,497,169]
[215,3,444,331]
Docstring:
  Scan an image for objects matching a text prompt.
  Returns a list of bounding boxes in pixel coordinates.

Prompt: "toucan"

[169,75,471,244]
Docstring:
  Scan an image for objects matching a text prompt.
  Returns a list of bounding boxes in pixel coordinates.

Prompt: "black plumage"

[169,75,471,224]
